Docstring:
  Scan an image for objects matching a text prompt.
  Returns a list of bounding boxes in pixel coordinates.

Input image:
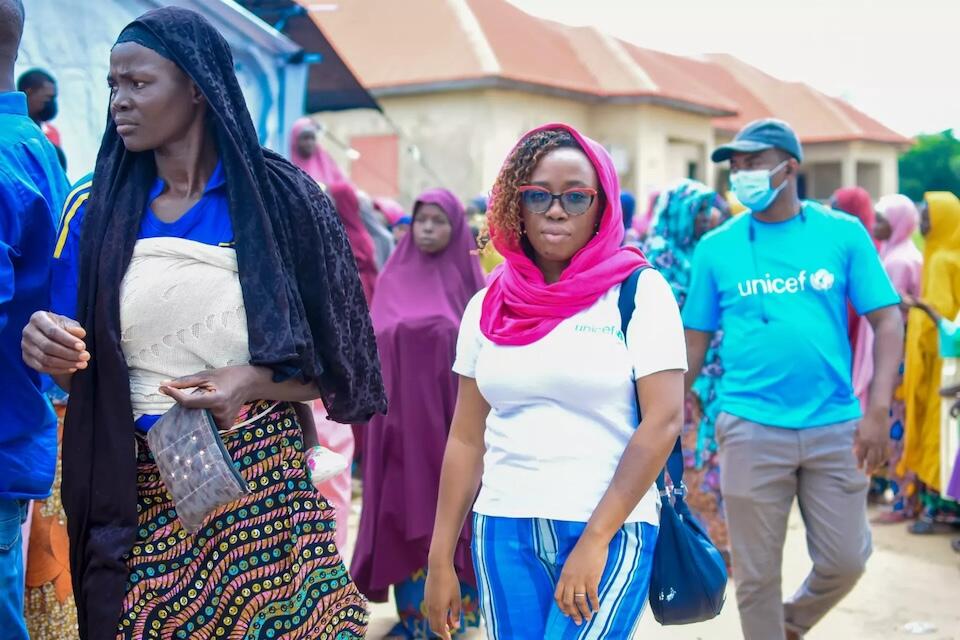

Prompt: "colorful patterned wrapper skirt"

[117,401,368,639]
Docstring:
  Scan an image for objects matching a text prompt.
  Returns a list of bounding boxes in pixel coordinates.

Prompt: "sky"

[508,0,958,138]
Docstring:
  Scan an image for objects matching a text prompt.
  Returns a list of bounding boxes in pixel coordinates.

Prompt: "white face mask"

[730,160,788,212]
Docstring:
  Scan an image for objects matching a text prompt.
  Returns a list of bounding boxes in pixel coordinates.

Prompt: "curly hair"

[481,128,590,251]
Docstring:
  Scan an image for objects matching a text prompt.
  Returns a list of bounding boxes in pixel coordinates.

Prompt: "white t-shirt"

[453,269,687,525]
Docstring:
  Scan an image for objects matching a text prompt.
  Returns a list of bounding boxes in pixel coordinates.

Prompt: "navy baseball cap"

[711,118,804,163]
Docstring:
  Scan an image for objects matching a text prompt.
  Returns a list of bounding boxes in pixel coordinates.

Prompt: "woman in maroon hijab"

[352,188,485,638]
[328,182,379,304]
[831,187,879,363]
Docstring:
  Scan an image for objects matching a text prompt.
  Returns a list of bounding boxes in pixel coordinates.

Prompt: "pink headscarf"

[832,187,880,251]
[373,197,406,226]
[852,194,920,412]
[480,123,650,346]
[631,190,660,238]
[877,194,922,298]
[289,117,347,187]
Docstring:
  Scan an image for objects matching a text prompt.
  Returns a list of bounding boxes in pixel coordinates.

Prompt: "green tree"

[898,130,960,201]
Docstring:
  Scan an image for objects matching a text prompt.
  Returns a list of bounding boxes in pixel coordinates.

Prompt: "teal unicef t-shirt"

[682,201,899,428]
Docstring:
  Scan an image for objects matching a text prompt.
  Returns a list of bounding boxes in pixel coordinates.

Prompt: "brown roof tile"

[703,54,909,144]
[301,0,908,143]
[299,0,490,88]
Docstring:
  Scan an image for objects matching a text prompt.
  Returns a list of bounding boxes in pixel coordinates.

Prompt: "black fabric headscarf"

[62,8,386,638]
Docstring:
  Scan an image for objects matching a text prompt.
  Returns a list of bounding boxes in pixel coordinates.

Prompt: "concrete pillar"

[635,110,668,204]
[841,155,857,188]
[881,155,899,196]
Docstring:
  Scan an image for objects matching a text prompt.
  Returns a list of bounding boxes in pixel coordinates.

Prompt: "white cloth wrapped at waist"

[120,237,251,419]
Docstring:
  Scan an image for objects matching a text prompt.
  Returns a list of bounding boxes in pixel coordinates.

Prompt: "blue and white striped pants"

[472,514,658,639]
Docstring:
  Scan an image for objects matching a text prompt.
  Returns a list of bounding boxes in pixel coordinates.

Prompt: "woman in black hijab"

[21,7,384,639]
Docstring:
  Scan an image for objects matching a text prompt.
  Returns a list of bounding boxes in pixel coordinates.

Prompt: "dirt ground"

[345,501,960,639]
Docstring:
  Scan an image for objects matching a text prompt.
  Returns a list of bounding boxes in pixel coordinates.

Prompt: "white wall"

[318,89,720,208]
[800,140,901,200]
[848,141,901,198]
[635,105,716,203]
[317,88,595,206]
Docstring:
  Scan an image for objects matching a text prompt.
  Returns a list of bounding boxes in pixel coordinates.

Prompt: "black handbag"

[618,267,728,625]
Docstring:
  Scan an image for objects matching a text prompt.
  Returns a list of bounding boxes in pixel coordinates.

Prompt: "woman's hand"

[425,563,462,640]
[21,311,89,376]
[160,365,262,429]
[555,532,608,626]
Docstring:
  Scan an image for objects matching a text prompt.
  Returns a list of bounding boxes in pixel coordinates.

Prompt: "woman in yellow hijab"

[900,191,960,533]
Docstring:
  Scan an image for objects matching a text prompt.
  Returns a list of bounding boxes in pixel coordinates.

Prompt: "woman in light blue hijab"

[642,179,731,554]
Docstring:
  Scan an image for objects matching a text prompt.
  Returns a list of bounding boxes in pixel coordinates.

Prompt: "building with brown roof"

[302,0,911,205]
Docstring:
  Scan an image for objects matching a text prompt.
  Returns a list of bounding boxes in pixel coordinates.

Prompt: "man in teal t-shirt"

[683,119,904,640]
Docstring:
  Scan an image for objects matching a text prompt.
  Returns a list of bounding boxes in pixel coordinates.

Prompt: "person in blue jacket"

[0,1,69,637]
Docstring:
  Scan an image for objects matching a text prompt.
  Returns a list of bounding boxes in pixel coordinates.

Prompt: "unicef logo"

[810,268,835,292]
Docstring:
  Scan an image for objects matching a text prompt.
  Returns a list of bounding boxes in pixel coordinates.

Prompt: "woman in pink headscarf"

[289,117,347,187]
[875,194,923,300]
[630,189,659,241]
[845,191,919,410]
[832,187,880,250]
[859,194,923,519]
[425,124,686,638]
[352,188,485,638]
[374,196,406,227]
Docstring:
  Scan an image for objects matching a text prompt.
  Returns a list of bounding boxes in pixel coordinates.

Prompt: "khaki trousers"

[717,413,872,639]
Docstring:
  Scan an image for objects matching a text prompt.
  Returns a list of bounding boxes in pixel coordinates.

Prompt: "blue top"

[0,92,69,499]
[682,201,899,428]
[52,161,232,431]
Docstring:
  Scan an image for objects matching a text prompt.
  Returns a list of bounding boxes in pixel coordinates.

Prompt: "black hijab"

[62,8,386,638]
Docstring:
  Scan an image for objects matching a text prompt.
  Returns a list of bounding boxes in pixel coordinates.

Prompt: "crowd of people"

[2,2,959,639]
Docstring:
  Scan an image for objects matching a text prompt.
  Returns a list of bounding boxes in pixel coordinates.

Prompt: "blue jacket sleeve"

[50,175,93,320]
[0,172,25,334]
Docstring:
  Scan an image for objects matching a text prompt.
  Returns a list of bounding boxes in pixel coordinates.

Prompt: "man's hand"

[854,404,890,475]
[21,311,89,375]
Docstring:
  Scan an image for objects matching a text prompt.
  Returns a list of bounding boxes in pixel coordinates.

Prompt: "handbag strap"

[617,266,686,503]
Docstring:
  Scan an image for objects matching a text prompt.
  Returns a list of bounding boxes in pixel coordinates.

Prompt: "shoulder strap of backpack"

[618,266,684,496]
[617,266,646,337]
